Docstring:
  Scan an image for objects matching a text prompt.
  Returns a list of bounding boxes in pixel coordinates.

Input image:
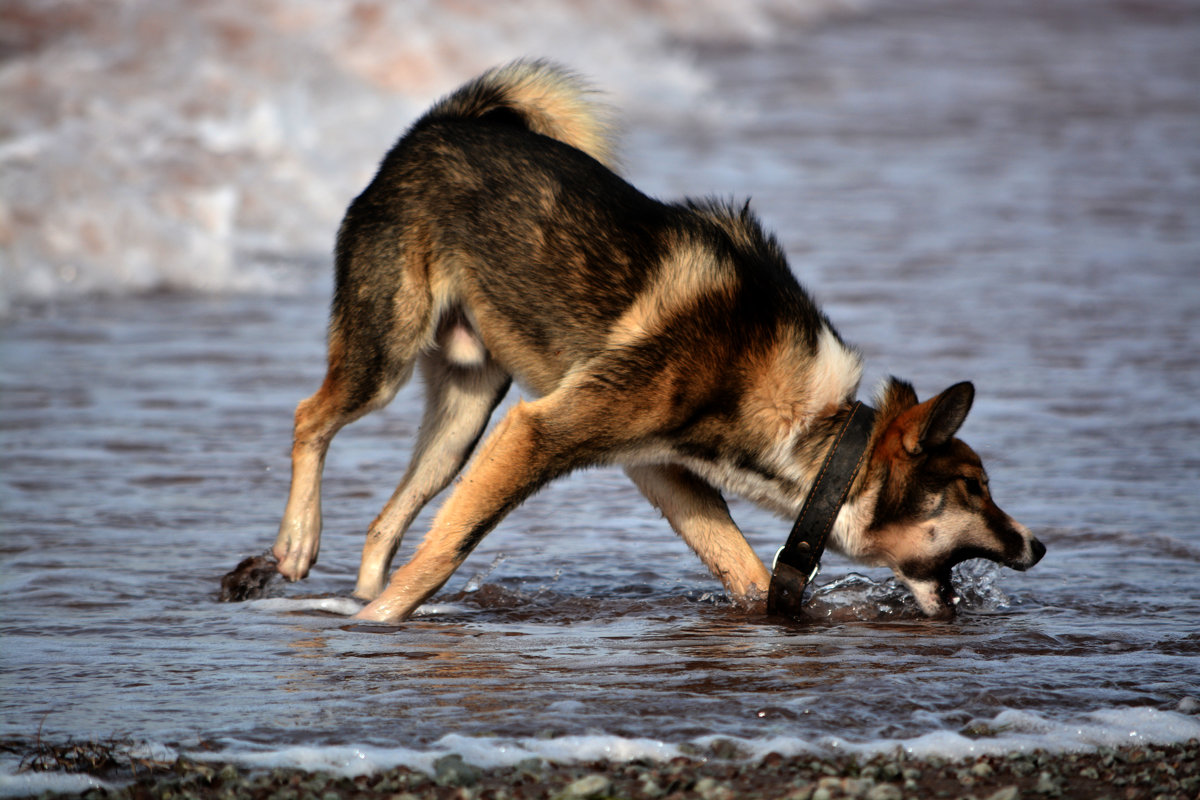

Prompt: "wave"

[184,707,1200,771]
[14,706,1194,787]
[4,706,1196,796]
[0,0,860,315]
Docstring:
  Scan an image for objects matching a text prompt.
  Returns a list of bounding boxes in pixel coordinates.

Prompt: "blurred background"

[0,0,859,312]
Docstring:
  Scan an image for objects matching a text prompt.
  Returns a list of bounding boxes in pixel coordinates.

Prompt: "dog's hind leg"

[273,261,434,583]
[625,464,771,610]
[273,367,346,583]
[354,337,511,600]
[353,390,620,622]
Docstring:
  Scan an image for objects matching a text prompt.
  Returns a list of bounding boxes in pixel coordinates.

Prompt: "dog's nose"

[1030,537,1046,565]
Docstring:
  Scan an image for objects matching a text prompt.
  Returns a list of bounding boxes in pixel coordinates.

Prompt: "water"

[3,0,1200,794]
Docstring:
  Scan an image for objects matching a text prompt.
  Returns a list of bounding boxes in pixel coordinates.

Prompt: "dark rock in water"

[219,554,279,601]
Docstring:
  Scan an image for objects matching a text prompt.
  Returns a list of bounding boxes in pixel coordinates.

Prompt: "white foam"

[202,733,683,777]
[821,707,1200,762]
[246,596,364,616]
[0,771,111,799]
[187,706,1200,777]
[411,602,476,617]
[5,707,1195,791]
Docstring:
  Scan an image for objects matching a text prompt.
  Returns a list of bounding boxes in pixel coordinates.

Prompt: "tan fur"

[273,343,353,581]
[626,464,772,601]
[431,60,618,171]
[353,350,509,599]
[741,328,862,445]
[606,243,733,350]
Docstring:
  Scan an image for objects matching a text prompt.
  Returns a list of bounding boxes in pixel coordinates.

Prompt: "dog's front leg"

[625,464,771,611]
[353,397,585,622]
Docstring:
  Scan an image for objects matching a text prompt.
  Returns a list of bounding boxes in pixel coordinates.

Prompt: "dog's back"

[335,60,833,402]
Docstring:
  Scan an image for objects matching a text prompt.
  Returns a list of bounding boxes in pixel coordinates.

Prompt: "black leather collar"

[768,401,876,617]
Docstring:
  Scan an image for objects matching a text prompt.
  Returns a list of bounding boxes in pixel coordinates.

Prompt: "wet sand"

[8,739,1200,799]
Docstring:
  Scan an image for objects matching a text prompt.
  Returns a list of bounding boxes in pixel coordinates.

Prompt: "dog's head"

[857,379,1045,617]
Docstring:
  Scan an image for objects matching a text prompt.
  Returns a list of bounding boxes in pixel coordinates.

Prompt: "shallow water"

[2,0,1200,792]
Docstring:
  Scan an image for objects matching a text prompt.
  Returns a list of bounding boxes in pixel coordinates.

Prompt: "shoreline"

[4,740,1198,799]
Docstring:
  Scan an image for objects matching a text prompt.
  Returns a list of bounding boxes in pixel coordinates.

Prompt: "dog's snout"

[1030,537,1046,566]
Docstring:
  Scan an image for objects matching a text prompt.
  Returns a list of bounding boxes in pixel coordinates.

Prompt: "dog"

[269,59,1044,622]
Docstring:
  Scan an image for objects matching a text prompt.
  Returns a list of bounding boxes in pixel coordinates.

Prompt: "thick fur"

[271,60,1044,622]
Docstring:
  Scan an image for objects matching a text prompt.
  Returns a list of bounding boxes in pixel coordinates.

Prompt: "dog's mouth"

[903,562,961,618]
[935,567,961,613]
[897,565,962,619]
[902,536,1045,618]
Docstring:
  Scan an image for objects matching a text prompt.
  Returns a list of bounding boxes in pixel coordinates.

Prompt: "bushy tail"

[424,59,618,170]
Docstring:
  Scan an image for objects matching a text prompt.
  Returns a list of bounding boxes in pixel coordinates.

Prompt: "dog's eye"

[962,477,983,497]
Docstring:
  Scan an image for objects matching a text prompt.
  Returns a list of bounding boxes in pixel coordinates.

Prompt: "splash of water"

[806,561,1014,621]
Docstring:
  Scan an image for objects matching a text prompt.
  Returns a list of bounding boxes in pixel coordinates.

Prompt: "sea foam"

[191,707,1200,776]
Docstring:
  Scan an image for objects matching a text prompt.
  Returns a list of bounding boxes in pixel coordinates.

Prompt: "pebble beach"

[7,739,1200,799]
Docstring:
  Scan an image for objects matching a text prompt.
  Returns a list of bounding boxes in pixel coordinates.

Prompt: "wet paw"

[219,554,279,602]
[273,539,318,581]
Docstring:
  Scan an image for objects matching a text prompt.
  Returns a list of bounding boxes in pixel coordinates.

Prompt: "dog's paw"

[272,533,319,581]
[219,554,280,602]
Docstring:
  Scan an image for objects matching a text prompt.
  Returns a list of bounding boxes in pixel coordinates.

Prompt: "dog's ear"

[895,381,975,456]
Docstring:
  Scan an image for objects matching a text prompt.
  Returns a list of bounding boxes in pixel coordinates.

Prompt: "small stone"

[639,775,666,798]
[972,761,994,778]
[517,758,545,774]
[986,787,1020,800]
[1035,770,1062,796]
[865,785,903,800]
[433,754,482,788]
[812,787,835,800]
[560,774,612,799]
[841,777,871,797]
[1010,758,1036,776]
[707,739,746,760]
[694,776,734,800]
